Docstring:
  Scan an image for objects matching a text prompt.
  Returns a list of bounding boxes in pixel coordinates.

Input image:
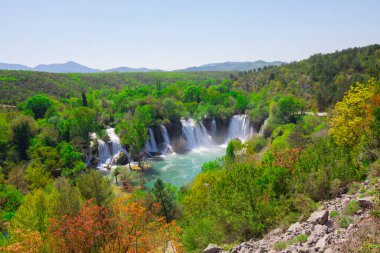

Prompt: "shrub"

[247,136,267,153]
[338,215,353,228]
[296,234,308,243]
[343,201,361,215]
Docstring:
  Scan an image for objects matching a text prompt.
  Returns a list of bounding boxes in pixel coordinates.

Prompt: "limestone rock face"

[222,179,379,253]
[307,210,329,225]
[203,244,223,253]
[113,152,129,165]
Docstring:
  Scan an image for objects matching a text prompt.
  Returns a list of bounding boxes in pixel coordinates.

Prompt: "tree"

[118,113,149,168]
[152,178,176,221]
[329,81,375,149]
[25,95,52,119]
[24,160,51,190]
[102,195,182,253]
[58,142,84,179]
[48,201,112,253]
[76,170,113,207]
[69,107,97,143]
[0,114,11,155]
[53,177,82,217]
[10,189,56,234]
[0,184,23,221]
[7,164,27,193]
[272,95,305,124]
[10,115,37,160]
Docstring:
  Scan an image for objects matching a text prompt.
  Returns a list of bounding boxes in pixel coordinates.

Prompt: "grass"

[296,234,308,243]
[343,200,361,215]
[330,210,339,218]
[274,241,287,251]
[348,182,360,195]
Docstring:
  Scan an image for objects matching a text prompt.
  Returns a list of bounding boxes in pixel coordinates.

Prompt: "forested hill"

[1,45,379,109]
[0,71,230,105]
[235,44,380,110]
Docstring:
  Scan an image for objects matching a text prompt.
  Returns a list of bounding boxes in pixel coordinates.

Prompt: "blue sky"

[1,0,379,70]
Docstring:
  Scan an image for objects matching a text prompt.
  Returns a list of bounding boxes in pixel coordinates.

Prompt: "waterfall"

[106,128,123,156]
[160,125,173,154]
[145,128,159,153]
[227,114,252,141]
[181,118,212,149]
[95,128,129,171]
[98,139,111,164]
[211,118,217,139]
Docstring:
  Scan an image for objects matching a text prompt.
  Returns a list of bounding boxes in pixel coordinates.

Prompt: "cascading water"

[98,139,111,165]
[106,128,122,156]
[160,125,173,154]
[181,118,212,149]
[211,118,217,139]
[145,128,159,153]
[95,128,129,172]
[227,114,252,141]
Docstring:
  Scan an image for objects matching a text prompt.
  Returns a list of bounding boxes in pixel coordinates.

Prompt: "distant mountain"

[0,63,31,71]
[176,60,285,72]
[33,61,101,73]
[104,67,163,73]
[0,60,285,73]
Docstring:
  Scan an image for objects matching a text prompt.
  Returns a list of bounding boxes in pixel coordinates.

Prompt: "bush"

[247,136,267,154]
[338,215,353,228]
[296,234,308,243]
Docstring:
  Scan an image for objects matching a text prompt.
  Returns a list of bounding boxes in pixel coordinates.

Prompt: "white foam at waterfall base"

[227,114,252,142]
[145,128,159,153]
[180,118,212,149]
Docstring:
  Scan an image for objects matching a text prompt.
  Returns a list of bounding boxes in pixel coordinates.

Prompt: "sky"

[1,0,380,71]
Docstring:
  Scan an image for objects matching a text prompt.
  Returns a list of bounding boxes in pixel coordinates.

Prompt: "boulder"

[287,222,302,233]
[266,228,283,239]
[307,210,329,225]
[357,196,373,208]
[314,234,331,250]
[203,244,222,253]
[114,152,129,165]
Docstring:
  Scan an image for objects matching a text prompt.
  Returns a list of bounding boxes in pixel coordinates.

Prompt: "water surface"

[145,145,226,187]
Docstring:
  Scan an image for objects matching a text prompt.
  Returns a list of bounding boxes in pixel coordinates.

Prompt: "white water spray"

[160,125,173,154]
[145,128,159,153]
[181,118,212,149]
[227,114,252,142]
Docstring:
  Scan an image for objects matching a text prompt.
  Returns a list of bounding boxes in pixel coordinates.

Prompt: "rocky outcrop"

[113,152,129,165]
[203,244,223,253]
[206,179,380,253]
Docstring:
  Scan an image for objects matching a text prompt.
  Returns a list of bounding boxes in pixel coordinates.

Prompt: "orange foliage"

[48,200,113,253]
[0,229,42,253]
[47,196,183,252]
[101,195,183,252]
[273,148,301,172]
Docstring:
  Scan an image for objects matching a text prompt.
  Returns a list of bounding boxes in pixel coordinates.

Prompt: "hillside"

[176,60,285,72]
[0,71,230,105]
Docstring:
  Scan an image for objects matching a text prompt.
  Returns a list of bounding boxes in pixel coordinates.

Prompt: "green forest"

[0,45,379,252]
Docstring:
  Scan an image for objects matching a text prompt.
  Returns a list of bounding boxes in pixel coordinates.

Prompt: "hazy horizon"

[2,0,380,71]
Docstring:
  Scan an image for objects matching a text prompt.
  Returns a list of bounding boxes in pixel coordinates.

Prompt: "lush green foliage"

[0,45,378,251]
